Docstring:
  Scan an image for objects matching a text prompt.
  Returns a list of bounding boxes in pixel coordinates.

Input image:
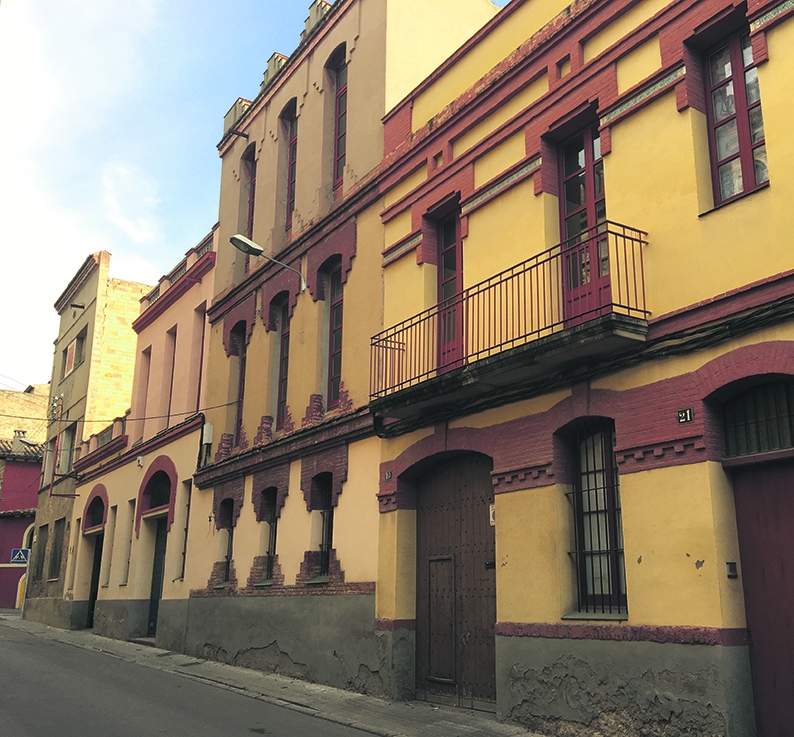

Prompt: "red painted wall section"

[0,460,40,514]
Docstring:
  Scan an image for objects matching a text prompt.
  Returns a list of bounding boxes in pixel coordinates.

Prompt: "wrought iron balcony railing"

[370,221,648,399]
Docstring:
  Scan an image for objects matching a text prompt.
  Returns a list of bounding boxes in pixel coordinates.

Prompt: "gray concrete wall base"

[183,595,385,696]
[496,635,756,737]
[156,599,189,652]
[23,597,82,630]
[375,628,416,701]
[92,599,149,640]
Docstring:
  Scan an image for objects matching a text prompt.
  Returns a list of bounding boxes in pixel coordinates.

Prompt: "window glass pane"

[709,46,732,84]
[441,219,456,247]
[564,173,585,214]
[748,105,765,144]
[330,376,340,401]
[594,161,604,200]
[599,237,610,277]
[595,198,606,225]
[442,249,457,280]
[753,144,769,185]
[563,136,585,176]
[565,211,589,240]
[745,68,761,105]
[592,129,601,161]
[741,34,753,66]
[442,281,457,300]
[331,352,341,375]
[337,65,347,88]
[711,82,735,123]
[718,158,743,199]
[715,119,740,161]
[332,304,343,328]
[337,106,347,134]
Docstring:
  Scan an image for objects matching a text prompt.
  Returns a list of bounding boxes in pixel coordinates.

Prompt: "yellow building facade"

[32,0,794,733]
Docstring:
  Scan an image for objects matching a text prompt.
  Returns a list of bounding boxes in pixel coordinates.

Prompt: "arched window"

[724,379,794,457]
[280,99,298,231]
[86,496,105,529]
[318,256,344,407]
[142,470,171,511]
[326,44,347,193]
[230,321,248,446]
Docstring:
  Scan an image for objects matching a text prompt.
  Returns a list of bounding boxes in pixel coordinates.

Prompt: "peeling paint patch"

[696,560,705,569]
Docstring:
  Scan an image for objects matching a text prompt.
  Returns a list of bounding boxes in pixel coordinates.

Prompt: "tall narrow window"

[706,32,768,204]
[327,265,344,407]
[566,419,626,615]
[559,127,610,322]
[276,301,290,429]
[57,424,76,474]
[242,148,257,239]
[260,487,278,582]
[438,215,463,370]
[285,109,298,230]
[48,518,66,580]
[165,326,177,426]
[33,524,48,581]
[333,62,348,192]
[218,498,235,583]
[231,322,247,446]
[311,474,333,577]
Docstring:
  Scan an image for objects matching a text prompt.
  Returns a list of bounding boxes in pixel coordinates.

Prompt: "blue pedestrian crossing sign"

[10,548,29,564]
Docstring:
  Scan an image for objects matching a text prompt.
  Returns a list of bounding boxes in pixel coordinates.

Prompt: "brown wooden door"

[733,461,794,737]
[416,454,496,709]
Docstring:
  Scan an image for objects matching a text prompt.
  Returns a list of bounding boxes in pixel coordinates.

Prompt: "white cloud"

[102,162,162,245]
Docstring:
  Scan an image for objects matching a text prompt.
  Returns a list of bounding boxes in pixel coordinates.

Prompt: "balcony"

[370,222,649,430]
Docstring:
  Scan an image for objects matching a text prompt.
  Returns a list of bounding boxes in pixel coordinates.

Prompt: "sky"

[0,0,509,392]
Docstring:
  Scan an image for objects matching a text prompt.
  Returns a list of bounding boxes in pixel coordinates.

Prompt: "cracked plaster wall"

[496,635,756,737]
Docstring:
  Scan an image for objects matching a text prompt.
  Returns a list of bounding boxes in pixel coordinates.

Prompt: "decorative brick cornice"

[615,437,709,471]
[254,416,274,447]
[195,409,373,490]
[301,394,325,428]
[492,463,555,493]
[495,621,748,646]
[132,251,215,333]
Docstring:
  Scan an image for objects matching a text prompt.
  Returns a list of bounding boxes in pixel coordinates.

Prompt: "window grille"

[724,380,794,457]
[566,419,627,615]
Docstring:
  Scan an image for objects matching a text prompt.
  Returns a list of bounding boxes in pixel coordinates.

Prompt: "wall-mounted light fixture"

[230,234,307,292]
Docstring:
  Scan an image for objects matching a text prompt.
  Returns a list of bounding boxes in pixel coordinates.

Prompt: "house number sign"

[677,408,694,424]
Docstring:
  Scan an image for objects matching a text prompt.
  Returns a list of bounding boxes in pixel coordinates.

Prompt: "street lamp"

[229,234,307,292]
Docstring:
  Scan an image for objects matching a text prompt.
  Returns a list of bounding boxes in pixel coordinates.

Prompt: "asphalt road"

[0,623,370,737]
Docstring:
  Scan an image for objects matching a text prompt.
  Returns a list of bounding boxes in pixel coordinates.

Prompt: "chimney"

[260,52,289,93]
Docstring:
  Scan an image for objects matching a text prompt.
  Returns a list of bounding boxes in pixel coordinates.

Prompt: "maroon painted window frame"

[327,265,344,408]
[566,419,627,615]
[311,473,334,577]
[705,32,768,205]
[276,301,290,430]
[260,487,278,581]
[231,323,247,447]
[437,214,464,371]
[558,126,611,324]
[333,62,348,192]
[285,113,298,231]
[218,498,235,583]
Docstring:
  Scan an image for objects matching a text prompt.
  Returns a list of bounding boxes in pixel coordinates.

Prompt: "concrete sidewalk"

[1,617,545,737]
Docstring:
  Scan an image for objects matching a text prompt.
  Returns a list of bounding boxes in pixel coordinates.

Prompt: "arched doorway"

[723,379,794,736]
[84,495,106,628]
[415,453,496,710]
[140,470,172,637]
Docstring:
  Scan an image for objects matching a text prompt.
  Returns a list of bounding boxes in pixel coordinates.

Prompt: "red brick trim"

[305,218,356,301]
[254,416,274,447]
[261,267,302,331]
[81,484,109,534]
[212,477,245,529]
[135,455,178,538]
[251,464,290,520]
[375,618,416,631]
[73,434,128,473]
[222,293,256,357]
[382,231,422,267]
[301,394,325,428]
[495,621,748,646]
[244,555,285,588]
[133,251,216,333]
[76,416,202,484]
[300,445,348,510]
